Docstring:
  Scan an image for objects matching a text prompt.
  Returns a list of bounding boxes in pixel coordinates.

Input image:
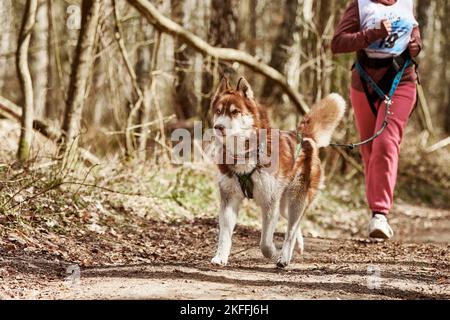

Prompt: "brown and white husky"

[210,76,346,268]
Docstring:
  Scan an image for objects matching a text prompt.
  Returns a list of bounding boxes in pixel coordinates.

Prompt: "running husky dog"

[210,76,346,268]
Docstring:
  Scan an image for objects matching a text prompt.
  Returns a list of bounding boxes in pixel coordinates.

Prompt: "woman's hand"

[408,38,421,57]
[380,19,392,37]
[372,19,392,40]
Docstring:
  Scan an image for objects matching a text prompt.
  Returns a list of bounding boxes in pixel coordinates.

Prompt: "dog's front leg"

[211,196,242,266]
[260,199,281,260]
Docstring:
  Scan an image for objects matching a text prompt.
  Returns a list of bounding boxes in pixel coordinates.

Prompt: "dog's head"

[210,77,266,141]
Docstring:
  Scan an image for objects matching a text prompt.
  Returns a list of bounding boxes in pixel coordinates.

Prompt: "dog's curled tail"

[298,93,346,148]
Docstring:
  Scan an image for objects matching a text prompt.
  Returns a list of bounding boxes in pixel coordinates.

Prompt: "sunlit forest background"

[0,0,449,237]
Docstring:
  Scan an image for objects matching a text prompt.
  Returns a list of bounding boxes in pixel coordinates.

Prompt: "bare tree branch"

[0,95,99,165]
[425,136,450,153]
[126,0,310,114]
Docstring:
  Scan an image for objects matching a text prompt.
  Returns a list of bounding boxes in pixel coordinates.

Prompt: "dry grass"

[1,118,449,248]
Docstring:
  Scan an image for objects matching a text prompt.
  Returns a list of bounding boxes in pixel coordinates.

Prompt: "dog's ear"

[236,77,254,100]
[211,76,232,104]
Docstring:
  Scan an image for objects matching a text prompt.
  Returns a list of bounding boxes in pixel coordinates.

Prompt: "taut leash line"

[330,58,412,150]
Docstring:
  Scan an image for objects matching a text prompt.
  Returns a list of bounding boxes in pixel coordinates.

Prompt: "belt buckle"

[392,56,405,72]
[385,97,393,115]
[392,59,401,72]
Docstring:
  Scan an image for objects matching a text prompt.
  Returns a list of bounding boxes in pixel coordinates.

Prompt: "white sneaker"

[368,214,394,239]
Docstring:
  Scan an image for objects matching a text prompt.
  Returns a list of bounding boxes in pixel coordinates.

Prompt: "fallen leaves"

[7,232,27,245]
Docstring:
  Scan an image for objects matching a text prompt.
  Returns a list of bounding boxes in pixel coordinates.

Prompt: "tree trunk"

[201,0,239,122]
[135,18,153,160]
[300,0,314,104]
[61,0,101,154]
[443,0,450,134]
[45,0,66,121]
[44,0,55,119]
[112,0,148,159]
[171,0,197,120]
[416,0,430,39]
[316,0,335,101]
[261,0,299,103]
[245,0,258,84]
[31,0,49,119]
[0,0,13,92]
[248,0,257,57]
[16,0,38,162]
[91,41,105,125]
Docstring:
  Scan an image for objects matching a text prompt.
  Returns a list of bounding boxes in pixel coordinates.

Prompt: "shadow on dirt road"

[1,205,449,300]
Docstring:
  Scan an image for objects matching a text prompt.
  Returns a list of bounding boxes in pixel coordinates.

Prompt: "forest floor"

[0,119,449,300]
[1,204,449,300]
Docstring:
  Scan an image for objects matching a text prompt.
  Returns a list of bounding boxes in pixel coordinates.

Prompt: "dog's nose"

[214,124,225,135]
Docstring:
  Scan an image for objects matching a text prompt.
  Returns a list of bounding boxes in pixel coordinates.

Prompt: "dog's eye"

[231,110,239,116]
[216,108,221,114]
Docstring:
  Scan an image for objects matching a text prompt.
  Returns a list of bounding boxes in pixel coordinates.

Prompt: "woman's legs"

[350,89,376,181]
[351,83,417,215]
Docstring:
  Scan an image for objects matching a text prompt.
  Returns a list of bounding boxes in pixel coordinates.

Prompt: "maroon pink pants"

[350,83,416,215]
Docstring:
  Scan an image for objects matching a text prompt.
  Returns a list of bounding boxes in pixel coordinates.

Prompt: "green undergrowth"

[1,134,449,242]
[397,133,450,209]
[0,157,369,240]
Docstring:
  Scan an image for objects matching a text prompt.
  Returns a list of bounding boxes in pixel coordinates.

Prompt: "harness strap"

[234,139,266,199]
[235,131,303,199]
[359,62,398,117]
[360,74,380,117]
[355,58,411,102]
[236,166,258,199]
[330,58,411,149]
[355,63,389,101]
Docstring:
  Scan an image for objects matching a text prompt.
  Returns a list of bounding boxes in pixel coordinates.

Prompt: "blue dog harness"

[330,57,412,149]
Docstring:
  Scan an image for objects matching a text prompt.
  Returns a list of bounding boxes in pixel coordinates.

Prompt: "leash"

[233,58,412,197]
[330,58,412,150]
[235,55,410,196]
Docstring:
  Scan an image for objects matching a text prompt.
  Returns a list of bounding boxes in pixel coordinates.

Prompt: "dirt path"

[0,204,449,300]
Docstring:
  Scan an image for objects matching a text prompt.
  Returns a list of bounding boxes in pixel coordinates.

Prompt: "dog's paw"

[211,256,228,266]
[276,256,289,269]
[260,244,278,260]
